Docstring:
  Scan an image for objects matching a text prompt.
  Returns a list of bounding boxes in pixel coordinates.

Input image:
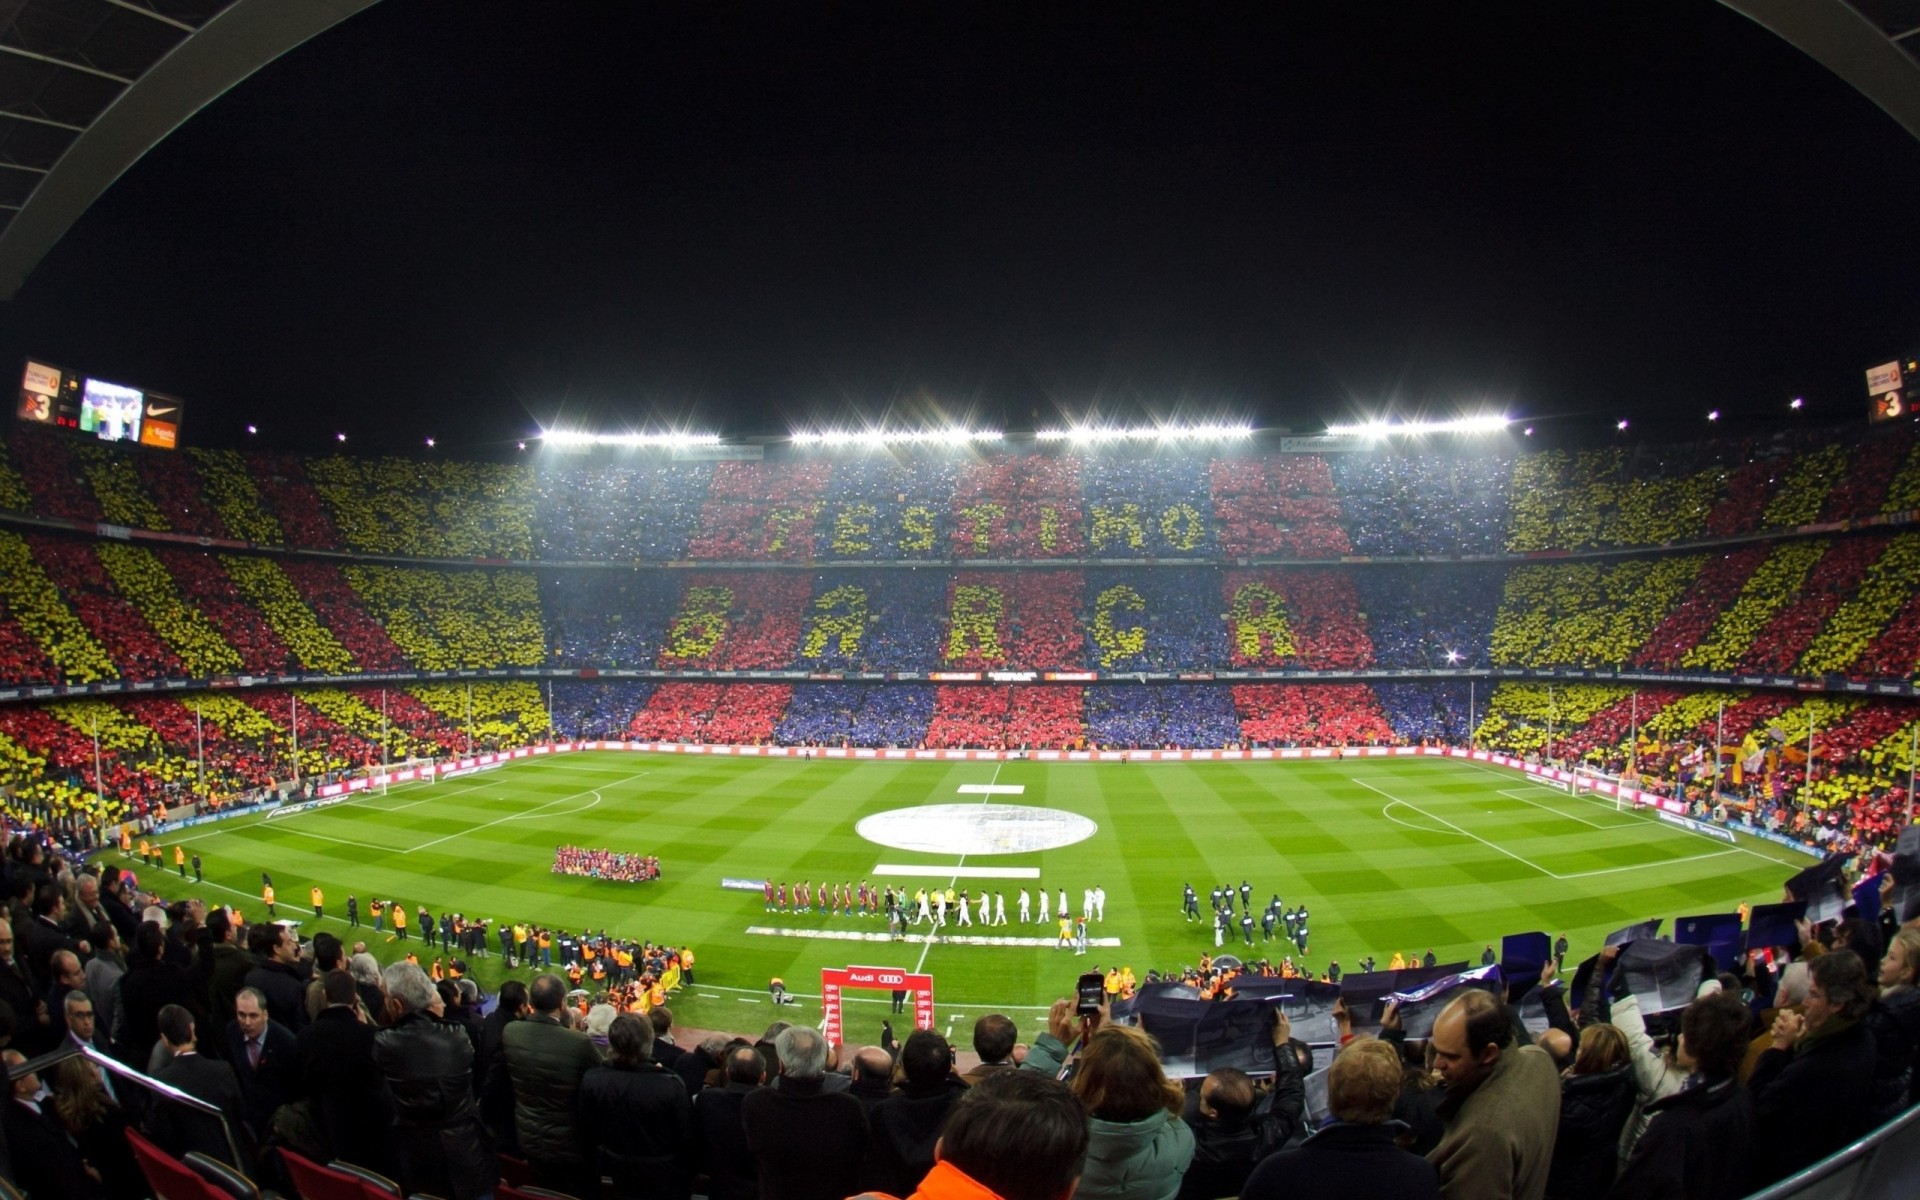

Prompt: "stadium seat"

[328,1159,403,1197]
[186,1150,277,1200]
[497,1153,533,1187]
[496,1185,583,1200]
[127,1126,228,1200]
[278,1148,371,1200]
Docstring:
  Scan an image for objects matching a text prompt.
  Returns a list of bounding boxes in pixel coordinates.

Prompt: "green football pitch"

[141,752,1813,1038]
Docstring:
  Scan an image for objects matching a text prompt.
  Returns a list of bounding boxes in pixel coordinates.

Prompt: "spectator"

[1026,1001,1194,1200]
[865,1029,969,1195]
[1748,948,1881,1187]
[200,907,252,1047]
[696,1043,765,1200]
[116,920,196,1069]
[579,1011,695,1200]
[849,1045,895,1114]
[145,1003,250,1169]
[241,920,311,1033]
[1544,1025,1635,1200]
[371,961,497,1200]
[475,977,527,1152]
[963,1013,1020,1086]
[1606,990,1754,1200]
[742,1025,870,1200]
[296,968,395,1177]
[1241,1038,1440,1200]
[49,1054,141,1197]
[1865,925,1920,1122]
[650,1004,687,1075]
[502,972,604,1196]
[1177,1032,1304,1200]
[855,1069,1090,1200]
[82,919,124,1040]
[4,1048,100,1199]
[1425,989,1560,1200]
[223,986,299,1141]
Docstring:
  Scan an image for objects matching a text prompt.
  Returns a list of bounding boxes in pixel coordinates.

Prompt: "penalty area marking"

[747,925,1122,948]
[1358,778,1743,882]
[872,864,1040,879]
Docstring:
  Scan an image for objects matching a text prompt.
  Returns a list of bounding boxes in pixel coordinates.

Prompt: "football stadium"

[2,3,1920,1200]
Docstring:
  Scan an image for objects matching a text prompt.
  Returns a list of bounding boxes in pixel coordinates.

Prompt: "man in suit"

[147,1004,251,1169]
[225,986,300,1141]
[44,948,86,1044]
[0,918,49,1055]
[19,883,83,989]
[694,1044,765,1200]
[3,1048,99,1198]
[63,873,111,940]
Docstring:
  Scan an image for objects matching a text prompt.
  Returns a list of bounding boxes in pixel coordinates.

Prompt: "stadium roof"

[0,0,377,299]
[1721,1,1920,142]
[1,1,1920,306]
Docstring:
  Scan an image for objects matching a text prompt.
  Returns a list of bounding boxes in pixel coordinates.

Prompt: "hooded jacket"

[1544,1064,1635,1200]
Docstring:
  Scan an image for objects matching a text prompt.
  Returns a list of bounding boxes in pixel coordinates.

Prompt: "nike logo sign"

[146,404,178,417]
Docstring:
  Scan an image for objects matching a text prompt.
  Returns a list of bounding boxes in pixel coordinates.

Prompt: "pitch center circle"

[856,804,1097,856]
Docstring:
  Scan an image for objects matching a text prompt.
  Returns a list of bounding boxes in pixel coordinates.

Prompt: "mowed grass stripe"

[165,753,1825,1032]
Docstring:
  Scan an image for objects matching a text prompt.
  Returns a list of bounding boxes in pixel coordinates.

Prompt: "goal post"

[371,756,438,794]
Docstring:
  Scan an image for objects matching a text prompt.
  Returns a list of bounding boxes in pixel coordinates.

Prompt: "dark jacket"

[203,941,253,1044]
[222,1017,301,1138]
[695,1081,761,1200]
[5,1096,102,1200]
[17,914,77,989]
[296,1004,397,1176]
[242,957,312,1033]
[0,955,47,1056]
[1545,1064,1635,1200]
[147,1050,250,1169]
[578,1058,696,1200]
[741,1075,870,1200]
[675,1042,719,1098]
[1606,1074,1750,1200]
[1241,1121,1441,1200]
[501,1011,603,1167]
[116,954,198,1065]
[474,1005,521,1152]
[1864,987,1920,1124]
[1748,1017,1878,1189]
[864,1077,968,1196]
[373,1010,499,1200]
[1178,1059,1306,1200]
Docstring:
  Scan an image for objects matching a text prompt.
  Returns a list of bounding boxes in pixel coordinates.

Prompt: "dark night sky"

[4,0,1920,454]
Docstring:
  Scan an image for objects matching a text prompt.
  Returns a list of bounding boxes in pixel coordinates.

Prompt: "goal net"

[371,757,438,794]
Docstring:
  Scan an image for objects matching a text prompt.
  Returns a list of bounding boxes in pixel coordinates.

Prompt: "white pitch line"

[1496,788,1624,830]
[690,981,1056,1011]
[1355,778,1559,878]
[1554,848,1742,880]
[403,770,649,854]
[1439,759,1809,869]
[747,925,1121,948]
[1378,802,1471,839]
[914,761,1005,974]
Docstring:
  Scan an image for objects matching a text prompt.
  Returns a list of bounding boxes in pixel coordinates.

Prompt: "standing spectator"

[372,962,498,1200]
[0,918,46,1055]
[863,1070,1089,1200]
[865,1029,969,1195]
[1425,990,1560,1200]
[1865,926,1920,1122]
[82,920,125,1042]
[242,921,311,1033]
[1241,1038,1440,1200]
[579,1011,695,1200]
[1179,1016,1305,1200]
[296,968,395,1177]
[742,1026,869,1200]
[475,978,528,1153]
[502,972,604,1197]
[1025,1001,1194,1200]
[116,921,196,1069]
[146,1004,250,1169]
[695,1044,765,1200]
[200,908,252,1046]
[848,1046,895,1115]
[1747,949,1880,1188]
[1607,991,1754,1200]
[49,1055,140,1198]
[961,1014,1020,1086]
[1544,1025,1635,1200]
[224,987,299,1141]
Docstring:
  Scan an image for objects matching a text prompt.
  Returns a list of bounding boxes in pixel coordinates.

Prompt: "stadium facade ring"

[856,804,1097,856]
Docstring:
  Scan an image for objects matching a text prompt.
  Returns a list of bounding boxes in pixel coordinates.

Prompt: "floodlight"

[1324,416,1509,438]
[537,430,723,449]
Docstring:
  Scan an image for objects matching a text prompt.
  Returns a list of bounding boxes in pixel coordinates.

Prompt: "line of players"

[763,880,1110,929]
[1183,880,1310,954]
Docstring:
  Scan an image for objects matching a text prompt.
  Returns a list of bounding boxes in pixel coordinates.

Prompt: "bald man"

[1426,990,1561,1200]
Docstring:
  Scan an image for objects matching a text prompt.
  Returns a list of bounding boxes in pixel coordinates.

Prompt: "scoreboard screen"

[16,359,182,449]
